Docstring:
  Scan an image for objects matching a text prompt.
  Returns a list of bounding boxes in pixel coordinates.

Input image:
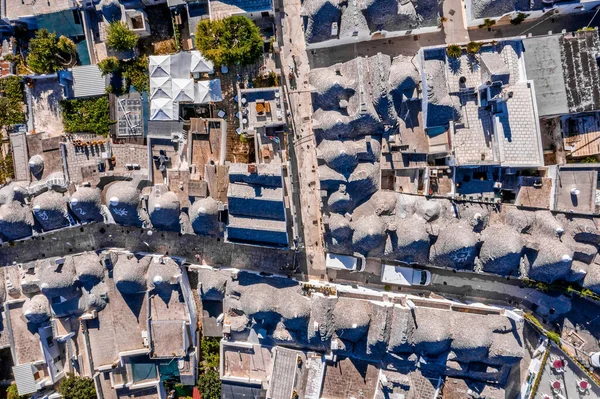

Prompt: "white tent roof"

[149,55,171,78]
[172,78,195,102]
[190,50,214,74]
[150,76,172,100]
[195,79,223,104]
[150,97,178,121]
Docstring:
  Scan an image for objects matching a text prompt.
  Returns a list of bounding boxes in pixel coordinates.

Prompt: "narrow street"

[308,9,600,68]
[275,0,326,278]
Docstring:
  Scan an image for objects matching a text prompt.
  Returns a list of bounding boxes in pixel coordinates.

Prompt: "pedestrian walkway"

[443,0,470,44]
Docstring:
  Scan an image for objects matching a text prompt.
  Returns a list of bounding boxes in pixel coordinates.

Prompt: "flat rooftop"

[6,301,44,365]
[30,77,65,137]
[555,167,598,214]
[423,41,543,167]
[240,88,285,130]
[85,270,148,368]
[222,343,272,382]
[2,0,75,20]
[149,285,189,358]
[209,0,272,21]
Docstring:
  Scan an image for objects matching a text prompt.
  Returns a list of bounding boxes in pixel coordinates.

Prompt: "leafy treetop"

[7,383,29,399]
[0,76,25,127]
[106,22,139,51]
[26,29,76,74]
[195,16,263,66]
[58,375,96,399]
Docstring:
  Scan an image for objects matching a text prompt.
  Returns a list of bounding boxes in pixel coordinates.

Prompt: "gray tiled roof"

[0,201,33,241]
[105,181,143,227]
[70,186,103,223]
[32,191,70,232]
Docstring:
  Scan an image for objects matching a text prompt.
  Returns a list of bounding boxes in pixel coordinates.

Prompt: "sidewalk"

[443,0,470,44]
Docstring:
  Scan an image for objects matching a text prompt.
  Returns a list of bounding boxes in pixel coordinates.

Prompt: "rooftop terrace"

[422,41,543,167]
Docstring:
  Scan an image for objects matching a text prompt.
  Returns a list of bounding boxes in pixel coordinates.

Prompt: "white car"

[381,263,431,286]
[325,253,364,272]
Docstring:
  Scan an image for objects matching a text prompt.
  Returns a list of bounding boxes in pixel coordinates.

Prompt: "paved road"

[332,260,600,355]
[0,223,299,274]
[308,9,600,68]
[276,0,327,278]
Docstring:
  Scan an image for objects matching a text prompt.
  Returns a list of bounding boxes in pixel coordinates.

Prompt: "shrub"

[446,44,461,58]
[58,375,96,399]
[197,369,220,399]
[466,41,483,55]
[510,12,528,25]
[98,57,120,75]
[106,21,138,51]
[121,56,149,93]
[26,29,76,74]
[0,152,14,185]
[7,383,29,399]
[580,156,597,164]
[100,56,149,93]
[0,76,25,127]
[61,97,114,136]
[195,16,263,66]
[197,338,221,399]
[546,331,561,345]
[478,18,496,28]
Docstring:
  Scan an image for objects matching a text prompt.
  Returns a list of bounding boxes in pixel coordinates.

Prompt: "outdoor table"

[553,359,563,369]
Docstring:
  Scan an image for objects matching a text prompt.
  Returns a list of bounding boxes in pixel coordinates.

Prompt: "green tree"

[510,12,528,25]
[446,44,461,58]
[57,35,76,55]
[197,369,220,399]
[58,375,96,399]
[26,30,76,73]
[195,16,263,66]
[121,55,149,93]
[61,97,115,136]
[466,41,483,55]
[98,56,120,75]
[7,383,29,399]
[106,22,138,51]
[0,76,25,127]
[197,338,221,399]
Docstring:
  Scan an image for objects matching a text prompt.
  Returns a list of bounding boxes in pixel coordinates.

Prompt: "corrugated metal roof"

[12,364,38,395]
[71,65,106,98]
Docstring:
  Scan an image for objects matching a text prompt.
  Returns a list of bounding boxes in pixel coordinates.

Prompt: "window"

[262,11,270,17]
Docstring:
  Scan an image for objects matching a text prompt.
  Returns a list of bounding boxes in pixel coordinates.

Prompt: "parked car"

[381,263,431,286]
[325,253,364,272]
